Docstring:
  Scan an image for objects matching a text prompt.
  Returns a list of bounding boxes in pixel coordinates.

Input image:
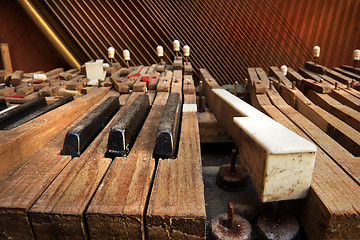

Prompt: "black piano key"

[61,96,120,157]
[4,96,74,130]
[106,95,150,158]
[0,98,7,111]
[0,97,47,130]
[154,93,181,158]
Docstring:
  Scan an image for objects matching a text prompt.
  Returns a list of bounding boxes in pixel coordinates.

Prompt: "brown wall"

[270,0,360,68]
[0,0,69,73]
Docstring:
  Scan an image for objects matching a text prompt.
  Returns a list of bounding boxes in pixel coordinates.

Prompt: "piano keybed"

[0,62,206,239]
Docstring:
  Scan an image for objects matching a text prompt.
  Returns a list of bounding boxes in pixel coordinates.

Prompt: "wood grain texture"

[252,87,360,240]
[157,71,173,92]
[0,87,110,181]
[0,91,114,239]
[87,92,169,239]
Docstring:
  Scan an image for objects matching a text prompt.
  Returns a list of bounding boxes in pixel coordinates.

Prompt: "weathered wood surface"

[341,65,360,75]
[251,85,360,240]
[0,87,110,181]
[157,71,173,92]
[333,67,360,81]
[29,92,142,239]
[87,92,169,239]
[303,88,360,132]
[147,102,206,239]
[0,92,115,239]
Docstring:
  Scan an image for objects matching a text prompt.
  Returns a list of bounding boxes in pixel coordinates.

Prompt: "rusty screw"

[227,202,235,229]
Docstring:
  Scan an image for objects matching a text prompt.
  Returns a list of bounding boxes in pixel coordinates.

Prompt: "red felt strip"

[127,73,141,78]
[142,76,150,83]
[5,95,25,98]
[355,82,360,86]
[32,80,45,84]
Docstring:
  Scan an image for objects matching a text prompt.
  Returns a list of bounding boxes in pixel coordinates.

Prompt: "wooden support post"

[0,43,13,74]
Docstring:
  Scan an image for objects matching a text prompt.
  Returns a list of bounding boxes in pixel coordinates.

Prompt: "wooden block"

[0,87,110,181]
[171,70,183,101]
[148,72,160,90]
[303,88,360,132]
[251,89,360,240]
[38,86,55,97]
[183,75,195,95]
[248,68,266,93]
[33,82,50,91]
[58,88,82,97]
[173,58,183,70]
[304,61,327,74]
[110,76,130,93]
[133,77,148,92]
[147,103,206,239]
[80,87,93,95]
[147,64,157,73]
[298,68,323,82]
[0,86,15,96]
[0,43,13,74]
[10,70,24,86]
[87,92,169,239]
[157,71,173,92]
[15,86,34,96]
[155,62,166,72]
[184,62,193,75]
[44,68,64,77]
[300,78,332,93]
[66,77,89,91]
[105,62,121,76]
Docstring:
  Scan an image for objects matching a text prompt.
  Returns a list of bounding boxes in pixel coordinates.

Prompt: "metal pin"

[234,81,238,96]
[269,80,273,90]
[278,78,282,91]
[320,78,323,83]
[292,81,296,90]
[347,82,351,90]
[335,82,339,90]
[228,202,235,229]
[198,81,205,112]
[244,78,248,97]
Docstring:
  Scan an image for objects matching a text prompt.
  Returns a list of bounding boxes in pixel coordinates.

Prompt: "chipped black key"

[0,97,47,130]
[106,95,150,158]
[154,93,181,158]
[0,98,7,111]
[4,96,74,130]
[61,96,120,157]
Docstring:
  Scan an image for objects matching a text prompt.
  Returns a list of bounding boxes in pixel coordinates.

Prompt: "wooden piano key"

[0,98,7,111]
[0,91,115,239]
[0,87,110,181]
[0,96,47,130]
[106,95,150,158]
[154,93,181,158]
[61,96,120,157]
[183,62,193,75]
[87,92,169,239]
[4,96,74,130]
[157,71,173,92]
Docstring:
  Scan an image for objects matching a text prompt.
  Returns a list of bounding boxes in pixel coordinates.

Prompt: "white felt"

[85,60,106,81]
[182,104,197,112]
[123,49,130,61]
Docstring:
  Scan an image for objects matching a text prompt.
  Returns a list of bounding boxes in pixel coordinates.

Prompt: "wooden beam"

[157,71,173,92]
